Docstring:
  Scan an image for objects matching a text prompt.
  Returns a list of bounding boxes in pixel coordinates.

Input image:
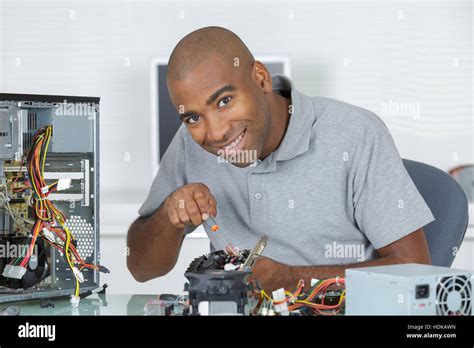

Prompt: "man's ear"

[252,61,273,93]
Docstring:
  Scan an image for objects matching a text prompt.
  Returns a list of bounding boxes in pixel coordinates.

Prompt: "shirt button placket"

[249,174,264,226]
[253,182,266,227]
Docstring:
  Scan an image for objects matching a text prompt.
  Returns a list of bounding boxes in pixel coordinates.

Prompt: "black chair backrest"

[402,159,469,266]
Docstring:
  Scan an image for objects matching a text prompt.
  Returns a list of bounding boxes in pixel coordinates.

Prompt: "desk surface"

[4,294,167,315]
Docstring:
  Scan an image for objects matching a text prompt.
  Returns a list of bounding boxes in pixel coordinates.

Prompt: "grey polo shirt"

[138,74,435,266]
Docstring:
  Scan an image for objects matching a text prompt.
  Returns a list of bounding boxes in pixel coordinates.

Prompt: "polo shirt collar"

[271,74,315,162]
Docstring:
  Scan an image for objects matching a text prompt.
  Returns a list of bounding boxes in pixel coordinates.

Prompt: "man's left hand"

[249,256,294,293]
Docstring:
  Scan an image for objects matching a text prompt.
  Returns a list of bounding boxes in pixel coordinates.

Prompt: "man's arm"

[127,183,218,282]
[126,203,184,282]
[252,228,431,292]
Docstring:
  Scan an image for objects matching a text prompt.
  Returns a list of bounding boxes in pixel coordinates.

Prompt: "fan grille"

[436,275,472,316]
[65,215,95,260]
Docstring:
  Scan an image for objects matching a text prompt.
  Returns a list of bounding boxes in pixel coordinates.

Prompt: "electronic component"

[0,93,106,305]
[144,294,188,316]
[184,251,254,315]
[70,294,80,308]
[184,269,252,315]
[345,263,472,315]
[183,236,346,316]
[272,288,289,315]
[240,235,267,272]
[255,277,346,316]
[2,265,27,279]
[183,236,268,315]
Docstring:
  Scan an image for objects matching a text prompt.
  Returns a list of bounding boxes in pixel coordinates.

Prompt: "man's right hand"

[164,183,217,228]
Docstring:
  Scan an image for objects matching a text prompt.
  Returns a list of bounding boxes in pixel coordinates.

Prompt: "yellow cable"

[41,126,52,174]
[62,222,79,297]
[31,127,81,298]
[337,290,346,306]
[261,289,271,301]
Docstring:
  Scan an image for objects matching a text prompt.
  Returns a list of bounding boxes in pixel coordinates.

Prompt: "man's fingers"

[185,198,203,226]
[167,204,185,228]
[166,183,217,227]
[193,190,210,220]
[174,196,192,226]
[208,193,218,218]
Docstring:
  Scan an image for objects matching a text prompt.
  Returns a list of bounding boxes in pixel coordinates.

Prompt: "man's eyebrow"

[178,84,237,120]
[179,111,198,120]
[206,84,236,105]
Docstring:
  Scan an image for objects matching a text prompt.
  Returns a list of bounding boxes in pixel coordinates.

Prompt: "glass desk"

[2,294,172,315]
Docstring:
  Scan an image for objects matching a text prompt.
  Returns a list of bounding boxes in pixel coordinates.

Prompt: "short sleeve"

[352,118,435,249]
[138,126,197,235]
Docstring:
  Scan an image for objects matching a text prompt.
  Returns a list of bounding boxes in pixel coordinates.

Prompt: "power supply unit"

[0,93,107,305]
[345,263,472,315]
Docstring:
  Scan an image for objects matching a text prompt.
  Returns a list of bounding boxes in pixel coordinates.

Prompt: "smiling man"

[127,26,435,292]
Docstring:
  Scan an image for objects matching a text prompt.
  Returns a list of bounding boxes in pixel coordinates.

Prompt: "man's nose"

[205,116,230,146]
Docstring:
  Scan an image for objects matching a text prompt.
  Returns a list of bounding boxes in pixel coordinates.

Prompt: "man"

[127,26,434,292]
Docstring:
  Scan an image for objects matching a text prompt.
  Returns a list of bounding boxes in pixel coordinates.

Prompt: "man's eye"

[186,115,201,124]
[218,96,232,108]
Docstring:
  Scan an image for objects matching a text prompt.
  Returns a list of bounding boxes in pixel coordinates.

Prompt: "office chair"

[402,159,469,267]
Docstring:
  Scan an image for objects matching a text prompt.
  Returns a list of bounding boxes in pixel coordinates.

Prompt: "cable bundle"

[7,125,108,301]
[256,277,346,316]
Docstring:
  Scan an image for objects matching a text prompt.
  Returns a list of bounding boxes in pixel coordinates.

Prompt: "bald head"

[167,26,255,82]
[165,27,283,168]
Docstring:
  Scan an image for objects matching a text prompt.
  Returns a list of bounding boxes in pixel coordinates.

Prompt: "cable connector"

[41,186,49,194]
[2,265,27,279]
[272,288,289,316]
[224,263,239,271]
[80,283,108,299]
[98,265,110,274]
[42,227,56,243]
[57,178,72,191]
[72,267,84,283]
[70,295,80,308]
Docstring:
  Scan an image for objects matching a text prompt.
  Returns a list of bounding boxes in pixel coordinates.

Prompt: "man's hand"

[247,229,432,294]
[164,183,217,228]
[249,256,295,293]
[127,183,218,282]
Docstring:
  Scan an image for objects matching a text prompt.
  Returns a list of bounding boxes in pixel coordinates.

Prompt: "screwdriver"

[204,215,219,232]
[203,215,232,252]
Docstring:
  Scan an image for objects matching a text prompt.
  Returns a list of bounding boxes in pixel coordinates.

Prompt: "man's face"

[167,56,271,167]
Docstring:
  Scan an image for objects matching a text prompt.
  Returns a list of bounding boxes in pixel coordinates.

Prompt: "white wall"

[1,0,472,294]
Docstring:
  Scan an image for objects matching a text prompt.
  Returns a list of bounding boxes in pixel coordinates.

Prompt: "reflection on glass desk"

[3,294,183,316]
